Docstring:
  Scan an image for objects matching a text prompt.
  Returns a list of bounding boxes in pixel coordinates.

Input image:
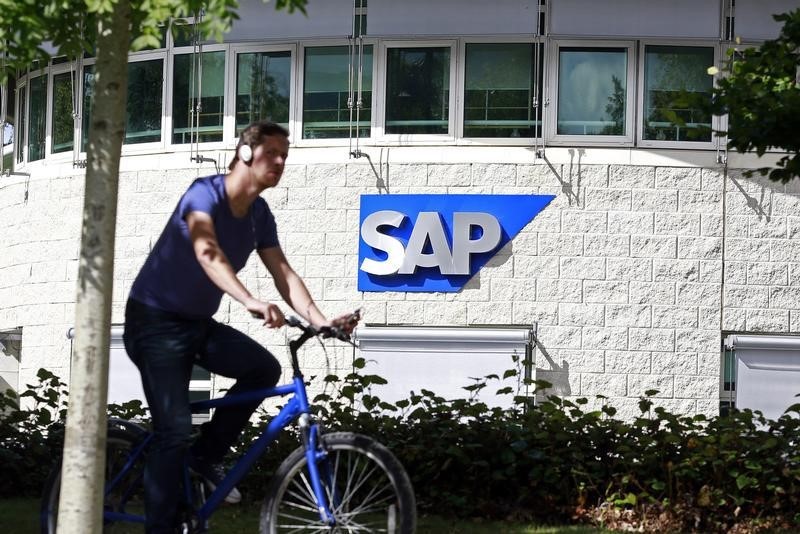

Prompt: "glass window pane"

[82,60,165,150]
[386,47,449,135]
[464,43,541,138]
[17,86,26,164]
[557,47,627,136]
[127,59,163,144]
[303,45,372,140]
[191,365,210,381]
[172,52,225,144]
[236,51,291,136]
[28,75,47,162]
[52,72,75,154]
[81,66,94,152]
[643,45,713,142]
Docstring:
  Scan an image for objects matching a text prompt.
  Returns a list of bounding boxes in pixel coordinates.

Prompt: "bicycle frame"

[103,373,336,527]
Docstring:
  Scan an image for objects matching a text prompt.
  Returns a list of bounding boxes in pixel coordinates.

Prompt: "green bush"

[5,366,800,533]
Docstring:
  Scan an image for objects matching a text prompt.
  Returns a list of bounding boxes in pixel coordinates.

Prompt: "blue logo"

[358,194,555,292]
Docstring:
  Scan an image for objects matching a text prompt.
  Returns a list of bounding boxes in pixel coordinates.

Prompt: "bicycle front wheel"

[260,432,416,533]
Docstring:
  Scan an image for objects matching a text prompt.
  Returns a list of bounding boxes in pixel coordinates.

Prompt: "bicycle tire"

[260,431,416,534]
[40,427,147,534]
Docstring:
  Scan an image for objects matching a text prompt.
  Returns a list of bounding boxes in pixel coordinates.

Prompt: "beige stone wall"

[2,157,798,418]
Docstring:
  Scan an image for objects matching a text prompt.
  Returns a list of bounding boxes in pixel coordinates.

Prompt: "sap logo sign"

[358,194,555,292]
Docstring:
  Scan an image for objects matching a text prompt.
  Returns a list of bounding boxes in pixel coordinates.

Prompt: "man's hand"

[246,299,285,328]
[324,310,361,335]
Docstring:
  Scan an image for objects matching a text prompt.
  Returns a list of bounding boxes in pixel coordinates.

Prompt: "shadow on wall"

[534,339,571,398]
[728,171,775,221]
[538,148,585,208]
[352,147,390,194]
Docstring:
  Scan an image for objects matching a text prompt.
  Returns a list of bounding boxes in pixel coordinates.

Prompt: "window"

[81,67,93,151]
[107,327,212,424]
[1,81,14,171]
[557,47,628,136]
[722,334,800,420]
[126,59,164,144]
[172,51,225,144]
[82,59,164,150]
[642,45,714,143]
[16,84,26,164]
[28,74,47,162]
[385,46,451,135]
[302,45,372,139]
[236,50,291,136]
[51,72,75,154]
[464,43,542,139]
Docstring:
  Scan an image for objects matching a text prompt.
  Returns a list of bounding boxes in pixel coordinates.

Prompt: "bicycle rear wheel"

[40,427,147,534]
[260,432,416,534]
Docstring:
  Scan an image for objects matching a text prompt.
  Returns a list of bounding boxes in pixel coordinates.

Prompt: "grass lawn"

[4,498,611,533]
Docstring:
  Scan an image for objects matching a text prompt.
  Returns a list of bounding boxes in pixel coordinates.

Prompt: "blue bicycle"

[41,314,416,533]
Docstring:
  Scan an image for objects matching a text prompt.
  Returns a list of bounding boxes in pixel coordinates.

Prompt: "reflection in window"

[303,46,372,139]
[16,86,26,164]
[126,60,163,144]
[236,51,291,136]
[82,60,164,150]
[52,73,75,154]
[28,75,47,162]
[557,47,627,136]
[81,67,93,151]
[464,43,541,138]
[172,51,225,144]
[386,47,449,135]
[643,45,713,142]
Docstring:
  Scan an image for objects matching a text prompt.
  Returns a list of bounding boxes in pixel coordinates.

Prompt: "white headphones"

[239,144,253,164]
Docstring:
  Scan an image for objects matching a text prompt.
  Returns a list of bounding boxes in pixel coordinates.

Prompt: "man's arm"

[257,245,329,328]
[187,211,284,327]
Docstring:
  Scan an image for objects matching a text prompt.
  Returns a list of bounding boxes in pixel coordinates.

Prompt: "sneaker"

[188,456,242,504]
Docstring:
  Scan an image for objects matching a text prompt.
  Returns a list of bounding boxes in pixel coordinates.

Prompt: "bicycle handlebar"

[251,309,361,345]
[285,311,360,345]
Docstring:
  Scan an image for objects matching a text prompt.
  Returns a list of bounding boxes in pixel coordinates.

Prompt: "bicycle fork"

[299,414,337,526]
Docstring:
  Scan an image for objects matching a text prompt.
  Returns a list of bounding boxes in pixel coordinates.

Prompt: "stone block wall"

[2,159,799,418]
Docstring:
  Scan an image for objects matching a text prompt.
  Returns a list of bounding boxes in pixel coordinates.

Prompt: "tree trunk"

[56,2,130,532]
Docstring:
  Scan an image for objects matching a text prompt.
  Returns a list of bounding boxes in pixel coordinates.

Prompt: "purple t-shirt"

[129,174,279,317]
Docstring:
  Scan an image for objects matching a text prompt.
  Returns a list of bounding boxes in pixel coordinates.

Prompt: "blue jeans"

[123,299,281,534]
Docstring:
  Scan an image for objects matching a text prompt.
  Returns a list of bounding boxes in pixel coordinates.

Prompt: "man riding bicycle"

[123,120,355,534]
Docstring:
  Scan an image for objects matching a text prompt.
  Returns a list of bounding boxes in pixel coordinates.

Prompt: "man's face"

[251,135,289,188]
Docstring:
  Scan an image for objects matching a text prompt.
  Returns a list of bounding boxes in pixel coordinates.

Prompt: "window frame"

[457,36,546,147]
[228,42,297,145]
[47,62,80,161]
[80,50,169,159]
[15,78,28,167]
[167,42,231,152]
[546,39,636,147]
[294,38,377,148]
[26,68,49,163]
[636,40,720,149]
[376,39,458,144]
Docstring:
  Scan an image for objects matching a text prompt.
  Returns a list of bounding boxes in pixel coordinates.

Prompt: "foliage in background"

[711,9,800,182]
[3,367,800,533]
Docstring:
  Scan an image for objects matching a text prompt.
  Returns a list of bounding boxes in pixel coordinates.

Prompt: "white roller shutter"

[226,0,355,41]
[353,325,534,408]
[549,0,722,38]
[367,0,541,37]
[734,0,799,41]
[724,334,800,420]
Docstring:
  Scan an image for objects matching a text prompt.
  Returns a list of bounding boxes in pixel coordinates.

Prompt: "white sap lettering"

[452,212,502,274]
[360,210,503,276]
[399,212,456,274]
[359,210,407,275]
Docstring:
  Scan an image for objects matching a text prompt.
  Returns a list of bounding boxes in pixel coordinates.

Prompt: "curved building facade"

[1,0,799,419]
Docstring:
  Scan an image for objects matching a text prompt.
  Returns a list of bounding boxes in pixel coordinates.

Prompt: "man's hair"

[228,121,290,170]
